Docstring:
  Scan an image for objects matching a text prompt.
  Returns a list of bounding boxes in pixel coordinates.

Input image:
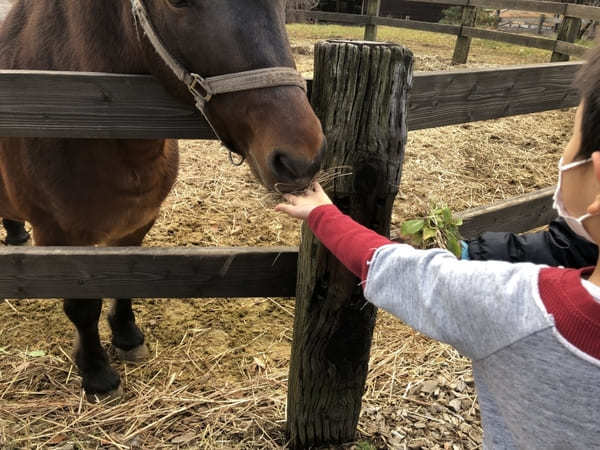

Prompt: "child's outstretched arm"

[276,183,549,361]
[276,182,396,282]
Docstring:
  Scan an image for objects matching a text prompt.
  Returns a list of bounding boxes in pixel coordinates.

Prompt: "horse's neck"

[1,0,147,74]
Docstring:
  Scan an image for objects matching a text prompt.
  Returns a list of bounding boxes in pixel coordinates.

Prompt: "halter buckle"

[188,74,213,104]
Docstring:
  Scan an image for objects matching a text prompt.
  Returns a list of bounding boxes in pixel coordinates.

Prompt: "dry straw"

[0,41,574,449]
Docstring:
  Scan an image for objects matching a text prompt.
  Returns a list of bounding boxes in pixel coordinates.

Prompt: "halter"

[130,0,308,162]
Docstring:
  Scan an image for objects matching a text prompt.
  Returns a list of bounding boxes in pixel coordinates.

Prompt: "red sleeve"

[307,204,396,282]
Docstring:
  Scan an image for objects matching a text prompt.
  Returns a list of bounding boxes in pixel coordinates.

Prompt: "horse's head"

[138,0,325,193]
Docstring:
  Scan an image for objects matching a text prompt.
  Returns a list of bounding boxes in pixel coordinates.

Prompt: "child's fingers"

[275,203,293,214]
[282,194,298,205]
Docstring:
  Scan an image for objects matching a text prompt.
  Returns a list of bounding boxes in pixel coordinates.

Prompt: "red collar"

[539,267,600,360]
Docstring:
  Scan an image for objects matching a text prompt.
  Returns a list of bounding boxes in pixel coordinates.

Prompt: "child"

[275,64,600,449]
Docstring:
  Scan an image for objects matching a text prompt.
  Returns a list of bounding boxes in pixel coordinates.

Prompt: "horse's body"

[0,0,324,396]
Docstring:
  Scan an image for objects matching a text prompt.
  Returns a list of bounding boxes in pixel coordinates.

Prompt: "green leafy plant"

[401,205,463,257]
[355,441,377,450]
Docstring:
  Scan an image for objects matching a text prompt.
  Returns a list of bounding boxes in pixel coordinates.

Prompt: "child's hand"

[275,182,333,220]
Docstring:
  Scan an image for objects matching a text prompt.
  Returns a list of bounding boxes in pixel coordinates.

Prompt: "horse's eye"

[167,0,190,7]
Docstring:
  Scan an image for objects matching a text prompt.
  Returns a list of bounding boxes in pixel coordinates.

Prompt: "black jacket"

[466,218,598,268]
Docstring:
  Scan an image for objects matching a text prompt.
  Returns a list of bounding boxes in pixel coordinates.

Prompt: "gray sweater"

[365,244,600,450]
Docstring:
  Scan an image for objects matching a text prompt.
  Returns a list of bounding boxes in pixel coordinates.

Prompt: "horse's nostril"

[271,152,296,180]
[270,150,319,184]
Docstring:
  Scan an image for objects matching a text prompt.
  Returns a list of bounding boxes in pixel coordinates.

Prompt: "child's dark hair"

[576,44,600,159]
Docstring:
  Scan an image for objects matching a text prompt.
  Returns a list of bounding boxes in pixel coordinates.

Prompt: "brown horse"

[0,0,325,397]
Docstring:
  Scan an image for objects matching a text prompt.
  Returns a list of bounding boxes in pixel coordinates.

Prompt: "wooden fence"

[0,38,582,450]
[289,0,600,63]
[0,60,580,298]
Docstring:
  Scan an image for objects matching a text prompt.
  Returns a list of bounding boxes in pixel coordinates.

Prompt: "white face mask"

[553,157,596,242]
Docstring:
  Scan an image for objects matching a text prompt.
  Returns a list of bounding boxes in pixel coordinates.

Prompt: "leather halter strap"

[130,0,307,158]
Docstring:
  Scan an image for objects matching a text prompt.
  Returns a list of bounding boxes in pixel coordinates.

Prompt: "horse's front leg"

[106,220,156,363]
[63,298,121,397]
[34,223,121,398]
[108,298,148,362]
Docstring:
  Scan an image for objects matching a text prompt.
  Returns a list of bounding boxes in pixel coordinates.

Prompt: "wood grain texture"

[287,40,413,448]
[452,5,478,65]
[0,63,581,138]
[552,12,582,62]
[0,70,214,139]
[364,0,382,41]
[0,186,556,300]
[408,61,581,130]
[458,187,556,239]
[0,247,297,298]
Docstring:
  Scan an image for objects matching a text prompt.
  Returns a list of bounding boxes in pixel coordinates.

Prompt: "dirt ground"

[0,23,577,449]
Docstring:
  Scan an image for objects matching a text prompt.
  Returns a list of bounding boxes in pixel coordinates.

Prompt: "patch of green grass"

[355,441,377,450]
[287,23,588,66]
[576,38,595,48]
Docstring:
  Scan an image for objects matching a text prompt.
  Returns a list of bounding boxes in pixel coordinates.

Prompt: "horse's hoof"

[116,343,149,363]
[4,235,31,246]
[86,384,123,403]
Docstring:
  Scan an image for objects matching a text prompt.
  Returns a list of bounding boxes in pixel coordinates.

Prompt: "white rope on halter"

[130,0,308,164]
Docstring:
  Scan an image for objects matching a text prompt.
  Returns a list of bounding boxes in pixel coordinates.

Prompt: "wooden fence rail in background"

[0,58,577,300]
[418,0,600,20]
[0,62,581,138]
[290,0,600,62]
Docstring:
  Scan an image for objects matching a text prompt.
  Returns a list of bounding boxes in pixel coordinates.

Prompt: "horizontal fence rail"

[410,61,580,129]
[458,186,555,238]
[0,70,211,140]
[0,62,581,138]
[293,0,600,23]
[289,10,589,57]
[0,187,555,299]
[415,0,600,21]
[0,247,298,299]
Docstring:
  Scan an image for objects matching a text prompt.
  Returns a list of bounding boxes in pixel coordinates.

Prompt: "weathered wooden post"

[538,14,546,35]
[364,0,381,41]
[452,5,478,65]
[287,40,413,448]
[551,1,583,62]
